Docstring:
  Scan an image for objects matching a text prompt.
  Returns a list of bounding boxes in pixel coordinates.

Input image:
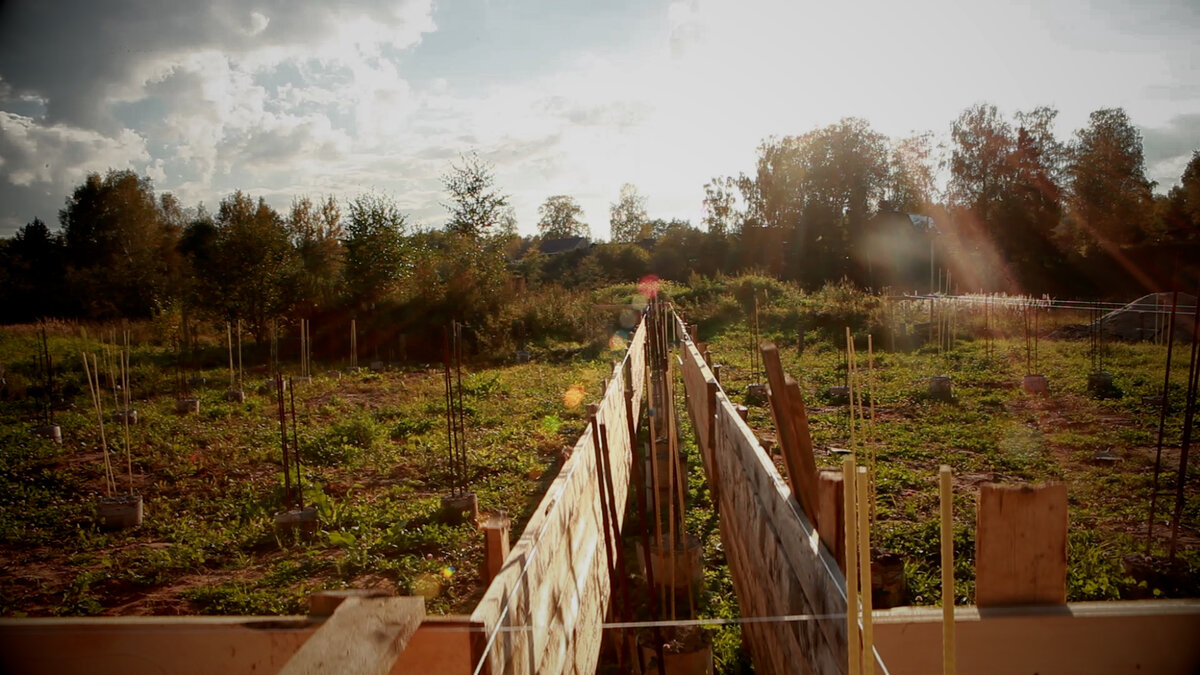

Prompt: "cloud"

[0,1,434,131]
[0,111,151,230]
[1141,113,1200,189]
[0,0,435,234]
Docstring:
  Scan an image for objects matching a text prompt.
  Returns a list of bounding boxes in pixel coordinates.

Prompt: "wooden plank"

[783,378,820,511]
[470,318,646,674]
[759,343,820,523]
[279,596,424,675]
[975,482,1068,607]
[873,601,1200,675]
[817,469,846,571]
[712,404,847,675]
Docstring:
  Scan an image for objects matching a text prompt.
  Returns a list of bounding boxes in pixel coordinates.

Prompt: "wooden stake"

[846,327,857,452]
[843,456,860,675]
[857,466,874,675]
[665,363,677,621]
[646,361,665,615]
[236,319,243,388]
[625,388,668,675]
[121,347,133,494]
[82,353,115,496]
[868,335,877,526]
[939,465,956,675]
[227,322,235,389]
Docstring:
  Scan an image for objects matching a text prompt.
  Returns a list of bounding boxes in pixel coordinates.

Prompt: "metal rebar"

[277,373,291,508]
[455,322,469,494]
[1147,291,1179,554]
[1168,294,1200,561]
[289,377,303,510]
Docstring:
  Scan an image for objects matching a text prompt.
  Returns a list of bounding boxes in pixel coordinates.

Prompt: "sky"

[0,0,1198,239]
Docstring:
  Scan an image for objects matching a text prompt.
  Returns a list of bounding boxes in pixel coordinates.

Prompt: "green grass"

[695,297,1199,605]
[0,322,619,617]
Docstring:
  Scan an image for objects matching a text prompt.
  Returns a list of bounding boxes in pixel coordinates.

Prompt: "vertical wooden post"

[939,465,956,675]
[482,515,511,585]
[817,469,845,570]
[843,456,860,675]
[706,380,720,510]
[227,322,234,389]
[857,465,874,675]
[975,482,1068,606]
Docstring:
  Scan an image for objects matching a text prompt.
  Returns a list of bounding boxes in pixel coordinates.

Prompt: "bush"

[309,415,383,465]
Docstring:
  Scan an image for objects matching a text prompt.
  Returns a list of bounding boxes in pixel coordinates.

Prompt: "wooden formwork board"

[470,319,645,675]
[975,482,1068,607]
[0,615,481,675]
[677,328,857,675]
[279,596,424,675]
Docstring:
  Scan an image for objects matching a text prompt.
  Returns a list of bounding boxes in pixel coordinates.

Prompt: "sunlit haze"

[1,0,1197,237]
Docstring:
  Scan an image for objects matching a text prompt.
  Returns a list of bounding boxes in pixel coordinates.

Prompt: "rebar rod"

[276,373,292,507]
[455,322,469,494]
[1168,294,1200,561]
[1147,291,1179,553]
[289,377,303,510]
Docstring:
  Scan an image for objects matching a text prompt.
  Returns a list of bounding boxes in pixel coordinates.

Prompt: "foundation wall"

[0,615,477,674]
[678,321,855,675]
[874,600,1200,675]
[468,317,646,674]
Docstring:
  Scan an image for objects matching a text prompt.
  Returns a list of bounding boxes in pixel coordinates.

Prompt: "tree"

[288,195,344,311]
[1180,151,1200,228]
[609,183,648,242]
[442,152,510,237]
[58,169,180,318]
[947,103,1014,221]
[0,218,67,321]
[995,107,1069,289]
[210,191,296,339]
[536,195,589,238]
[752,118,890,283]
[702,176,739,235]
[342,193,412,308]
[882,132,936,213]
[1067,108,1154,246]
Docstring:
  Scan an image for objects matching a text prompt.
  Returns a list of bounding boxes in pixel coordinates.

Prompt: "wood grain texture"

[817,469,846,571]
[975,482,1068,607]
[470,318,645,675]
[760,343,821,524]
[279,596,424,675]
[678,329,853,675]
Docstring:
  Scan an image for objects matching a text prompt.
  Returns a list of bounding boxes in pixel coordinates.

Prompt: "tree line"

[2,104,1199,345]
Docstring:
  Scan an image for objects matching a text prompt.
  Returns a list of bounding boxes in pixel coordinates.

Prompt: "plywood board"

[975,482,1068,607]
[279,596,424,675]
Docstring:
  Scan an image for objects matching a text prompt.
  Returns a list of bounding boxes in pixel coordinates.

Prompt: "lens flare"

[441,566,455,580]
[638,274,661,299]
[562,383,586,408]
[413,573,441,599]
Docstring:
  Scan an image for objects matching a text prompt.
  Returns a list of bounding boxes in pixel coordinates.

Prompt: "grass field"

[0,323,617,617]
[698,308,1199,606]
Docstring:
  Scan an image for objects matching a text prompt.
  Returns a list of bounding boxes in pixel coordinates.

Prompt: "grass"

[0,322,618,617]
[691,292,1199,606]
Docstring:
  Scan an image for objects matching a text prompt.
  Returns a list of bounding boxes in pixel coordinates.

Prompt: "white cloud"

[0,112,149,188]
[1,0,1198,239]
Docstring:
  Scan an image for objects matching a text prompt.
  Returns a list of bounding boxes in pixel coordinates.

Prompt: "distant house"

[537,236,592,256]
[854,212,939,292]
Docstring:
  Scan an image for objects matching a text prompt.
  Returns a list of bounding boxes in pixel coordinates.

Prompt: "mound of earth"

[1051,293,1197,341]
